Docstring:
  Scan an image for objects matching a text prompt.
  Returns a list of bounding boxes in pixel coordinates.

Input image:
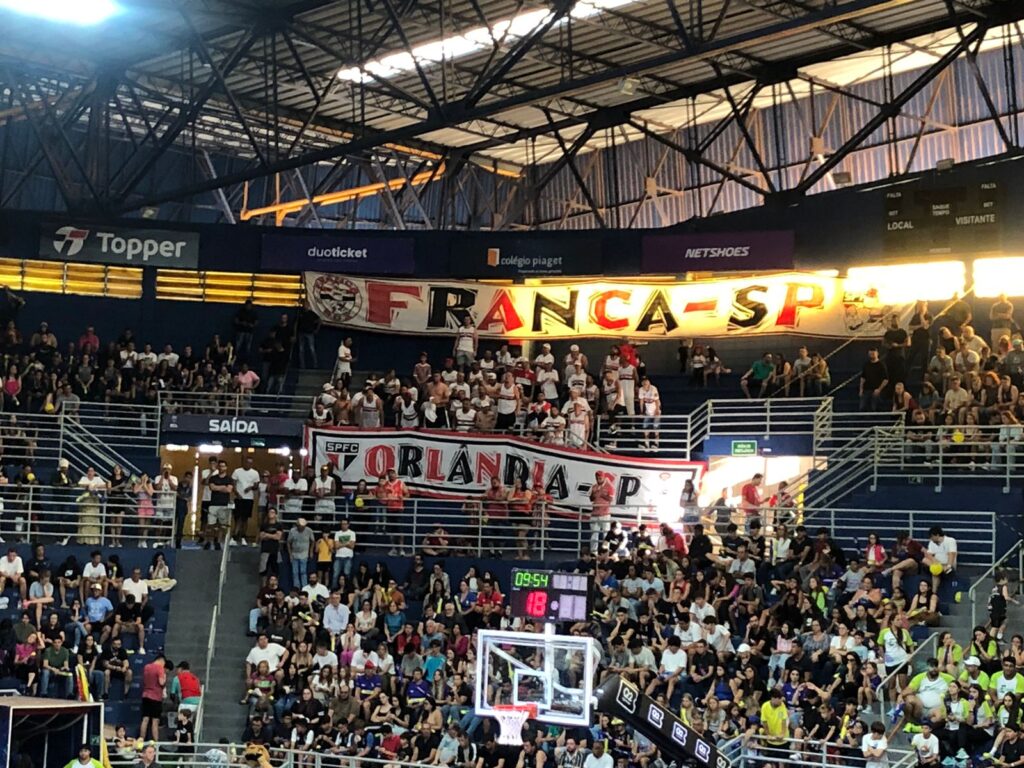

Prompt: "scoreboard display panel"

[884,181,1001,254]
[509,568,592,623]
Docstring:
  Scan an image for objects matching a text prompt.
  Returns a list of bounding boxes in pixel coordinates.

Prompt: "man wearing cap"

[959,655,990,690]
[287,517,315,589]
[563,344,589,380]
[64,744,104,768]
[895,657,952,734]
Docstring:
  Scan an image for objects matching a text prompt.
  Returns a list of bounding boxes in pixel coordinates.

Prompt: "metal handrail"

[731,733,915,768]
[877,631,939,718]
[145,742,451,768]
[197,536,232,739]
[61,413,144,477]
[968,539,1024,629]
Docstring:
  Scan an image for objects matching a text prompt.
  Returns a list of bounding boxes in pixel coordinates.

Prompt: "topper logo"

[53,226,90,256]
[208,418,259,433]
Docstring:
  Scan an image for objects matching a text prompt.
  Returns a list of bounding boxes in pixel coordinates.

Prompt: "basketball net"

[493,703,538,745]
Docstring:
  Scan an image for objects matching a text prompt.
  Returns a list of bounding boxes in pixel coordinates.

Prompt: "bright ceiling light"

[339,0,636,83]
[0,0,119,25]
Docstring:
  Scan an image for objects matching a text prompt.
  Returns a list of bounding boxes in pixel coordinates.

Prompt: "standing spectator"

[335,336,354,390]
[140,654,169,743]
[233,299,258,362]
[332,518,356,588]
[287,517,315,589]
[296,300,322,369]
[153,464,178,548]
[207,460,235,551]
[133,473,156,548]
[352,384,383,428]
[231,456,259,546]
[264,339,289,395]
[312,463,336,522]
[589,471,614,552]
[991,294,1016,350]
[170,660,203,716]
[637,377,661,451]
[739,473,764,530]
[174,470,193,549]
[859,348,889,411]
[453,316,477,371]
[258,508,284,578]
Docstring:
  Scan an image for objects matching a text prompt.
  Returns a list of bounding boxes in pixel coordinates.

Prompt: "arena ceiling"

[0,0,1020,221]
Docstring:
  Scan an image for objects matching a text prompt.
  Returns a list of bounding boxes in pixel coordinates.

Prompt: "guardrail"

[141,742,447,768]
[158,390,312,418]
[71,402,161,457]
[872,422,1024,492]
[0,486,177,548]
[196,541,231,741]
[728,733,915,768]
[877,631,939,723]
[968,539,1024,629]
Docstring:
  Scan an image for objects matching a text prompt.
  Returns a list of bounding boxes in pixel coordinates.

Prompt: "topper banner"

[306,427,705,508]
[303,272,902,339]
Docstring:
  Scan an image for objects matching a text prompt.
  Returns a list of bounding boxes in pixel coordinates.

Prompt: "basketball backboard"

[475,629,597,727]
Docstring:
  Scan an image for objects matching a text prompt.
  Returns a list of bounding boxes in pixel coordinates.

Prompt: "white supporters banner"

[306,427,705,509]
[303,271,917,340]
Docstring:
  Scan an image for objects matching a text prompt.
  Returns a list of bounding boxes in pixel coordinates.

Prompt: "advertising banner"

[261,233,415,274]
[306,427,704,509]
[39,222,200,268]
[304,271,902,339]
[641,230,794,272]
[450,236,602,277]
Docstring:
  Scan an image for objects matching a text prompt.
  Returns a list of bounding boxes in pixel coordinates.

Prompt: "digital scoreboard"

[509,568,592,623]
[884,181,1001,254]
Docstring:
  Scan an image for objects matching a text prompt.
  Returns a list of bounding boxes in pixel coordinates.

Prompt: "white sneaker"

[139,541,148,548]
[241,538,249,546]
[388,548,398,556]
[226,536,235,547]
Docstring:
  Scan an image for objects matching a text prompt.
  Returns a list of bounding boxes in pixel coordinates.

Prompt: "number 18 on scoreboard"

[509,568,592,623]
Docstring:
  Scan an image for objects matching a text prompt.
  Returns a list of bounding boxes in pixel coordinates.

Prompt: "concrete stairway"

[163,550,221,672]
[200,546,263,743]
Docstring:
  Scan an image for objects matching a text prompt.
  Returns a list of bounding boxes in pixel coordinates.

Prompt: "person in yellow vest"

[63,744,103,768]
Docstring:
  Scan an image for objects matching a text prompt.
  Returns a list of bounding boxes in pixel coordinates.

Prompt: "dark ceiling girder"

[795,18,991,195]
[117,0,991,211]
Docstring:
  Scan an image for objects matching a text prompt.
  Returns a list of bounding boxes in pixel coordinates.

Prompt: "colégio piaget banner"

[304,272,899,339]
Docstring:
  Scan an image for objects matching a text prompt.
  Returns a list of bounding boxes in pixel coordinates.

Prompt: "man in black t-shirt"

[859,348,889,411]
[101,637,132,700]
[411,722,441,764]
[207,460,234,551]
[112,594,145,652]
[258,508,283,578]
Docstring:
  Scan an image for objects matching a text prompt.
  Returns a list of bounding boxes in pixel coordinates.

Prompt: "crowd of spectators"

[307,334,664,451]
[232,486,1003,768]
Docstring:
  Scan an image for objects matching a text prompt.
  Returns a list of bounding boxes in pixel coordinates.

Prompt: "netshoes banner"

[304,271,899,339]
[306,427,705,509]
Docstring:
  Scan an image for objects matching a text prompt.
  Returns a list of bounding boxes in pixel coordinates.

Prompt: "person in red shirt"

[474,579,503,629]
[267,462,289,515]
[589,471,614,552]
[140,654,169,743]
[383,469,410,556]
[739,473,764,531]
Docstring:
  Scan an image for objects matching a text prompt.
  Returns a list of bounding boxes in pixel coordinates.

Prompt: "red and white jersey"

[638,384,660,415]
[454,408,477,432]
[455,326,476,352]
[603,355,621,378]
[618,364,637,385]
